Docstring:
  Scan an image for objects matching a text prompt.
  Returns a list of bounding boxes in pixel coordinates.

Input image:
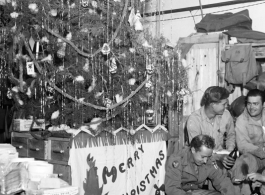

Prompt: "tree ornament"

[88,76,96,92]
[103,98,112,108]
[74,75,85,83]
[83,59,90,72]
[115,94,123,103]
[166,90,172,97]
[128,8,136,27]
[78,98,85,102]
[114,38,122,45]
[11,1,17,9]
[145,109,155,125]
[81,0,89,8]
[94,91,103,99]
[163,50,169,58]
[145,80,152,88]
[35,41,40,59]
[41,54,52,64]
[90,118,102,131]
[57,42,66,58]
[58,66,64,72]
[88,9,96,14]
[129,129,135,135]
[28,3,38,14]
[49,9,57,17]
[70,3,76,8]
[129,48,136,53]
[26,62,35,75]
[142,40,152,48]
[26,87,32,98]
[128,66,135,73]
[66,32,72,41]
[29,36,35,51]
[146,63,154,75]
[181,58,187,68]
[134,10,143,31]
[11,86,19,93]
[101,43,110,55]
[91,0,97,8]
[51,110,60,119]
[46,86,54,94]
[10,12,19,18]
[128,78,136,85]
[7,88,12,99]
[109,57,117,74]
[18,99,24,106]
[41,36,49,43]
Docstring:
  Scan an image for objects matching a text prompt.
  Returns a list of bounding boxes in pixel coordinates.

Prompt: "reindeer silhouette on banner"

[83,153,109,195]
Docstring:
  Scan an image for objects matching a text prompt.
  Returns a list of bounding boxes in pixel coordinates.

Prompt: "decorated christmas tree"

[0,0,188,134]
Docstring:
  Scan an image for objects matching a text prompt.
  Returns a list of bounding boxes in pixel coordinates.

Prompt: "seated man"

[236,89,265,153]
[165,134,235,195]
[186,86,236,169]
[232,89,265,195]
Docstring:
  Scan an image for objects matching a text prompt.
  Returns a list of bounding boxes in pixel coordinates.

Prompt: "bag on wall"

[222,45,258,86]
[195,9,252,33]
[245,71,265,91]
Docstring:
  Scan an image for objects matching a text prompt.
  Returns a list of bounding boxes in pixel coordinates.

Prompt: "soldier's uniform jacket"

[236,108,265,154]
[187,107,235,152]
[165,147,235,195]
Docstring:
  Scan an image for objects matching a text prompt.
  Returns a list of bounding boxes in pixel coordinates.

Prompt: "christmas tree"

[0,0,188,134]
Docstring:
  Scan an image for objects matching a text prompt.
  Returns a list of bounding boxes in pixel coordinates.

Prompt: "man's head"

[190,135,215,166]
[201,86,229,115]
[246,89,265,119]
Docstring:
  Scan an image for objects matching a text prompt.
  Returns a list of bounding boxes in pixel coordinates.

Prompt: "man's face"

[246,96,263,118]
[212,99,228,115]
[191,145,213,166]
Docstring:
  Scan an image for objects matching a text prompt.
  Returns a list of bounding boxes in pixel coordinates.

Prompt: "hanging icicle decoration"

[81,0,89,8]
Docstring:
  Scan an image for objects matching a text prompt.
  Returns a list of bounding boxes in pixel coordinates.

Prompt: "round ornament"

[129,129,136,135]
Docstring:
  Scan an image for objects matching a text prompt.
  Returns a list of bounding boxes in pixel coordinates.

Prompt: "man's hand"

[221,155,235,169]
[247,173,265,182]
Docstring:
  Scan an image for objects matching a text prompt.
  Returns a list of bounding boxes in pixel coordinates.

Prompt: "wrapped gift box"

[13,119,45,131]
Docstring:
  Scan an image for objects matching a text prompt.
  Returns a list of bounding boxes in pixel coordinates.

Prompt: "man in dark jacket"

[165,135,235,195]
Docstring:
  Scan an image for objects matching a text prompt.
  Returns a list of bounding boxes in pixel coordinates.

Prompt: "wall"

[145,0,265,45]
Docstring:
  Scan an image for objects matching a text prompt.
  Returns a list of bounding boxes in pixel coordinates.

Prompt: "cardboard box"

[13,119,45,131]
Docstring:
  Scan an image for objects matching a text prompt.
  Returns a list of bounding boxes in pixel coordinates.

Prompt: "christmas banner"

[69,130,167,195]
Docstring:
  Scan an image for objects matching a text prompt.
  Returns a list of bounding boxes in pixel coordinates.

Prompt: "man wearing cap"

[165,134,235,195]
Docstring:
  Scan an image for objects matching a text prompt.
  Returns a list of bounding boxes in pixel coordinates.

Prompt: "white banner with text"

[69,131,167,195]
